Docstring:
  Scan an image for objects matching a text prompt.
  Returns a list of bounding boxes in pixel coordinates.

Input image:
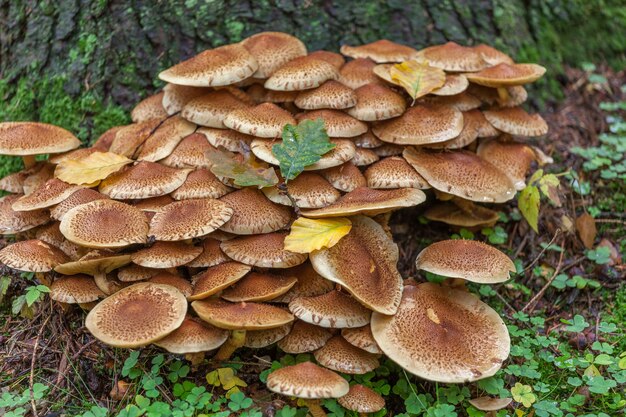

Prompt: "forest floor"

[0,65,625,417]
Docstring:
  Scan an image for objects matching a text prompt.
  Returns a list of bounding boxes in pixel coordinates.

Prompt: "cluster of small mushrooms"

[0,32,550,415]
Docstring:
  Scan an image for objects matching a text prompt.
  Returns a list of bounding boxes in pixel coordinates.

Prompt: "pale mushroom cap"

[22,163,55,196]
[149,198,233,241]
[147,272,193,298]
[296,109,368,137]
[223,103,296,138]
[424,92,482,112]
[55,250,132,276]
[310,215,402,315]
[466,63,546,87]
[99,161,191,200]
[288,290,371,328]
[468,396,513,411]
[424,201,499,228]
[262,172,341,208]
[371,283,510,383]
[415,239,516,284]
[131,241,202,269]
[314,335,380,374]
[185,238,229,268]
[308,50,346,69]
[339,58,382,89]
[117,264,160,282]
[197,127,254,154]
[431,74,470,96]
[341,326,383,354]
[403,147,516,203]
[154,316,229,354]
[0,239,69,272]
[272,262,335,303]
[92,126,123,151]
[12,179,84,212]
[85,283,187,348]
[220,232,308,268]
[221,272,297,302]
[294,80,357,110]
[244,322,293,348]
[473,44,515,66]
[320,162,367,193]
[338,385,385,413]
[189,261,251,300]
[35,222,87,260]
[247,84,299,103]
[365,156,430,189]
[181,90,251,128]
[94,272,128,296]
[132,195,175,212]
[372,104,463,145]
[60,200,149,248]
[301,187,426,218]
[50,274,105,304]
[426,109,489,150]
[353,130,384,148]
[373,143,404,157]
[136,116,197,162]
[277,320,333,353]
[162,84,212,115]
[0,194,49,235]
[477,138,537,190]
[483,107,548,137]
[170,169,233,200]
[469,84,528,108]
[158,44,258,87]
[160,133,215,169]
[50,188,109,221]
[417,41,488,72]
[347,83,406,121]
[344,145,377,166]
[109,119,162,158]
[219,188,292,234]
[241,32,308,79]
[0,169,30,194]
[340,39,418,63]
[191,298,294,330]
[131,92,168,123]
[0,122,81,156]
[251,138,356,171]
[264,56,340,91]
[266,362,349,399]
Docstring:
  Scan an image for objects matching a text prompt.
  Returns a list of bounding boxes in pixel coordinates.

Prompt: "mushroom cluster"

[0,33,549,413]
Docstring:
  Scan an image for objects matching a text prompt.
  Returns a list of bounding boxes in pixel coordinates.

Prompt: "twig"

[522,236,566,313]
[29,315,51,417]
[277,182,301,217]
[522,228,561,273]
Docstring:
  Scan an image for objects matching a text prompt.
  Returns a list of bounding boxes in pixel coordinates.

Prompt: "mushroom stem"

[496,87,509,102]
[184,352,205,367]
[22,155,37,169]
[214,329,246,361]
[304,399,327,417]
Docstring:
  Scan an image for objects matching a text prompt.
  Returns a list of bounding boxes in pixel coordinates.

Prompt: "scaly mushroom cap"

[365,156,430,189]
[92,126,122,151]
[86,283,187,348]
[35,222,87,260]
[136,116,197,162]
[109,119,162,158]
[262,172,340,208]
[244,322,293,348]
[372,104,463,145]
[132,241,202,269]
[132,196,175,212]
[131,92,168,123]
[427,109,497,150]
[241,31,307,78]
[341,326,383,354]
[417,41,487,72]
[99,162,191,200]
[197,127,254,153]
[265,56,340,91]
[431,74,469,96]
[147,271,193,298]
[170,169,232,200]
[160,133,215,169]
[289,290,371,328]
[50,275,105,304]
[483,107,548,137]
[425,92,482,111]
[220,232,308,268]
[185,238,229,268]
[247,84,299,103]
[158,44,258,87]
[149,198,233,241]
[55,250,132,276]
[338,384,385,413]
[477,139,537,190]
[266,361,349,399]
[468,397,513,411]
[48,147,100,165]
[162,84,211,114]
[219,188,291,234]
[301,187,426,218]
[22,164,55,195]
[473,44,514,66]
[314,335,380,374]
[320,163,367,193]
[340,39,418,63]
[308,50,346,69]
[192,298,294,330]
[181,90,251,128]
[353,130,384,148]
[251,138,356,170]
[60,200,149,248]
[0,195,49,235]
[117,264,160,282]
[468,84,528,107]
[347,84,406,121]
[224,103,296,138]
[0,239,69,272]
[0,167,33,194]
[373,144,403,157]
[295,80,357,110]
[221,272,297,302]
[189,261,251,300]
[272,262,335,303]
[0,122,81,156]
[403,147,516,203]
[467,63,546,87]
[296,109,368,137]
[339,58,382,89]
[277,320,333,353]
[424,200,499,228]
[94,272,128,296]
[50,189,109,221]
[371,283,510,383]
[415,239,515,284]
[155,316,229,354]
[12,179,84,211]
[310,215,402,315]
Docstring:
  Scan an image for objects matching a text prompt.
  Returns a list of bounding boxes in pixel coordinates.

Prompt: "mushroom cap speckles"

[341,326,383,354]
[473,44,515,66]
[191,298,294,330]
[265,56,340,91]
[477,138,538,190]
[196,127,254,154]
[185,238,229,268]
[154,316,229,354]
[346,84,406,121]
[220,232,308,269]
[160,133,215,169]
[417,41,487,72]
[483,107,548,137]
[308,50,345,69]
[162,84,212,115]
[189,261,251,300]
[181,90,251,128]
[371,283,510,383]
[338,384,385,413]
[219,188,292,235]
[12,179,84,212]
[295,80,357,110]
[0,194,49,235]
[50,274,105,304]
[288,290,371,328]
[136,116,197,162]
[423,200,499,228]
[147,272,193,298]
[0,122,81,156]
[271,262,335,303]
[50,188,109,221]
[296,109,368,138]
[320,163,367,193]
[0,239,69,272]
[109,119,162,158]
[170,169,233,200]
[431,74,469,96]
[131,241,203,269]
[99,161,191,200]
[131,92,168,123]
[314,335,380,375]
[262,172,340,208]
[54,250,132,276]
[223,103,296,138]
[468,396,513,412]
[340,39,418,63]
[466,63,546,87]
[339,58,382,89]
[241,32,307,79]
[266,362,349,399]
[365,157,430,189]
[277,320,333,353]
[244,322,293,348]
[221,272,297,302]
[85,283,187,348]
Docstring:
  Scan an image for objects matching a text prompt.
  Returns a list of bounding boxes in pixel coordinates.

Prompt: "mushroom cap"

[262,172,340,208]
[220,232,308,268]
[48,147,101,165]
[154,316,229,354]
[468,84,528,107]
[403,147,516,203]
[371,283,510,383]
[468,396,513,411]
[473,44,515,66]
[288,290,371,328]
[109,119,162,158]
[131,92,168,123]
[162,84,212,115]
[244,322,293,348]
[219,188,292,234]
[353,130,384,148]
[341,326,383,354]
[277,320,333,353]
[340,39,418,63]
[147,271,193,298]
[50,188,109,221]
[189,261,251,300]
[314,335,380,374]
[192,298,294,330]
[55,250,132,276]
[92,126,123,151]
[197,127,254,154]
[12,179,84,212]
[0,194,49,235]
[60,200,149,248]
[308,50,346,69]
[477,138,537,190]
[466,63,546,87]
[417,41,487,72]
[310,215,402,315]
[265,56,340,91]
[35,222,87,260]
[0,168,31,194]
[424,92,482,111]
[170,169,233,200]
[296,110,368,137]
[415,239,515,284]
[99,162,191,200]
[93,272,128,296]
[0,122,81,156]
[372,104,463,145]
[365,156,430,189]
[117,264,161,282]
[149,198,233,241]
[372,143,404,157]
[158,44,258,87]
[338,384,385,413]
[221,272,297,302]
[185,238,229,268]
[301,187,426,218]
[0,239,69,272]
[131,241,202,269]
[241,32,307,79]
[483,107,548,137]
[266,361,349,399]
[272,262,335,303]
[132,195,175,212]
[181,90,251,128]
[136,116,197,162]
[339,58,381,89]
[251,138,356,170]
[85,283,187,348]
[295,80,357,110]
[431,74,469,96]
[424,201,499,228]
[347,84,406,121]
[50,275,105,304]
[223,103,296,138]
[160,133,215,169]
[320,163,367,193]
[247,84,299,103]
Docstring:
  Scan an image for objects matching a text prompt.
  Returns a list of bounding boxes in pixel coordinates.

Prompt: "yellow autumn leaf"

[389,60,446,101]
[218,367,247,390]
[284,217,352,254]
[55,151,132,185]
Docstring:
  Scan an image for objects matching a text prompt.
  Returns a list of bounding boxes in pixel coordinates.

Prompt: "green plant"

[518,169,562,232]
[0,383,49,417]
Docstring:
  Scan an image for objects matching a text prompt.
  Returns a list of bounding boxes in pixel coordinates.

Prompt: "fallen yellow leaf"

[218,367,247,390]
[390,60,446,101]
[55,151,132,185]
[284,217,352,254]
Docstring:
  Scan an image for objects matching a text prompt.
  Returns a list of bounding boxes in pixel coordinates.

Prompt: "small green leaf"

[207,147,278,188]
[518,185,540,232]
[511,382,536,407]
